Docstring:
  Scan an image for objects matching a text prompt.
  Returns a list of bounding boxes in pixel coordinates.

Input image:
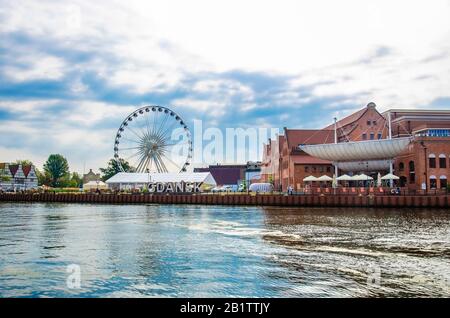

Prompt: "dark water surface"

[0,203,449,297]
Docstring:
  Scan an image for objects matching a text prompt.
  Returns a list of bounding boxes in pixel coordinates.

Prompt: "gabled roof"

[284,129,335,148]
[194,167,243,185]
[323,107,368,130]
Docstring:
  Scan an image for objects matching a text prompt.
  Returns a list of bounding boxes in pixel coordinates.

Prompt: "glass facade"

[416,129,450,137]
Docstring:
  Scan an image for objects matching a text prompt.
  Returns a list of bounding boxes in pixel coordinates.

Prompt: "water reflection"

[0,203,449,297]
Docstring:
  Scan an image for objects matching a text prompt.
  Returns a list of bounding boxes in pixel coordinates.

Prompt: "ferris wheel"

[113,106,193,173]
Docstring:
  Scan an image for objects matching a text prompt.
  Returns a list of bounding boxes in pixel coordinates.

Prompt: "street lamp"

[420,141,428,193]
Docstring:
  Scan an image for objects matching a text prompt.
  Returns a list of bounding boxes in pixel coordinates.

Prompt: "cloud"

[0,0,450,171]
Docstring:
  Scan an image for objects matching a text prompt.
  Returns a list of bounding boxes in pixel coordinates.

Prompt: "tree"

[70,172,83,188]
[43,154,69,187]
[100,158,134,181]
[16,159,33,166]
[35,168,51,186]
[0,168,10,182]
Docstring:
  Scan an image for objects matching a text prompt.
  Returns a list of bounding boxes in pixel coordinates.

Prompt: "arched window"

[440,176,447,189]
[429,154,436,168]
[399,162,405,171]
[409,161,415,183]
[400,176,407,187]
[439,154,447,168]
[430,175,437,189]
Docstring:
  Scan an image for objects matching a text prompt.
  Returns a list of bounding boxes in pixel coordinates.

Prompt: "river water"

[0,203,449,297]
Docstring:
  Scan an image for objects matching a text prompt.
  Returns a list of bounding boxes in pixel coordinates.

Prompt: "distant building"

[194,162,261,188]
[0,163,38,191]
[194,164,246,188]
[245,161,262,184]
[83,169,100,184]
[386,109,450,190]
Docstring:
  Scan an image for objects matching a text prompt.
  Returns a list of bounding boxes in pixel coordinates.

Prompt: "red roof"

[284,129,335,148]
[323,107,367,130]
[22,165,32,178]
[194,167,244,185]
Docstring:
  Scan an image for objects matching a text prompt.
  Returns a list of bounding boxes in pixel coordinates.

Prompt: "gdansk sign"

[146,182,203,193]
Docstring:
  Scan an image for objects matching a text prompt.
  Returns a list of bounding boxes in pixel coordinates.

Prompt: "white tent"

[381,173,400,180]
[303,176,318,182]
[317,175,333,182]
[353,174,374,181]
[83,180,108,191]
[336,174,353,181]
[105,172,217,188]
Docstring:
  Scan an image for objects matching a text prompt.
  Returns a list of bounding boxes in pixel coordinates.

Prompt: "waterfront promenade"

[1,192,449,208]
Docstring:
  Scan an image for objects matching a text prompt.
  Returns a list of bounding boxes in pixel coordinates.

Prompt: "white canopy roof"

[336,174,353,181]
[299,137,413,162]
[317,175,333,181]
[84,181,106,186]
[303,176,318,182]
[352,174,374,181]
[381,173,400,180]
[105,172,217,185]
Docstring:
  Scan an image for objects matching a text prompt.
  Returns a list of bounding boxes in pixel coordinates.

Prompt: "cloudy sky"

[1,0,450,172]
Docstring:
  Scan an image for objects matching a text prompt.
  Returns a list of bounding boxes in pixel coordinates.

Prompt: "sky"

[1,0,450,173]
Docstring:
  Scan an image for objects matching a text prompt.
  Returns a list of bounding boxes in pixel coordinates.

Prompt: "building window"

[399,162,405,171]
[305,166,309,173]
[400,176,407,187]
[430,176,437,189]
[409,173,415,184]
[439,155,447,168]
[440,176,447,189]
[367,120,371,126]
[373,121,377,125]
[319,166,324,173]
[362,133,367,140]
[326,167,331,173]
[429,154,436,168]
[313,167,317,172]
[377,133,382,139]
[370,133,375,140]
[417,129,450,137]
[409,161,416,183]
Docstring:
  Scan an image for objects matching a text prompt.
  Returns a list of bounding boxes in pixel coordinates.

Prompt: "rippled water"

[0,203,449,297]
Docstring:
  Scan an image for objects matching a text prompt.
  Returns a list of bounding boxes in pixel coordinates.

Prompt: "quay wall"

[0,193,449,208]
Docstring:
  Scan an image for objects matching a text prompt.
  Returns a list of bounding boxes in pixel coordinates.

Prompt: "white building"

[105,172,217,192]
[0,163,39,191]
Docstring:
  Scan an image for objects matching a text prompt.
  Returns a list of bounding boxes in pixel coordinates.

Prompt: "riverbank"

[1,192,449,208]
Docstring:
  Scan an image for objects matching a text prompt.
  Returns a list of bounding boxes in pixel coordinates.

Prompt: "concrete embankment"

[1,193,449,208]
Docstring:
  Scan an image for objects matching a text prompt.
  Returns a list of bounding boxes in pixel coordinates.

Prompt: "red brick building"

[386,109,450,191]
[262,103,450,192]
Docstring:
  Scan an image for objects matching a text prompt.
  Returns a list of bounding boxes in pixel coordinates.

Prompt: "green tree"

[15,159,33,166]
[241,179,247,192]
[43,154,69,187]
[100,158,134,181]
[0,168,10,182]
[70,172,83,188]
[36,168,51,186]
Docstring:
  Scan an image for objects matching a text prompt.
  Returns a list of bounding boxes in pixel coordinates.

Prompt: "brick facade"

[262,103,450,192]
